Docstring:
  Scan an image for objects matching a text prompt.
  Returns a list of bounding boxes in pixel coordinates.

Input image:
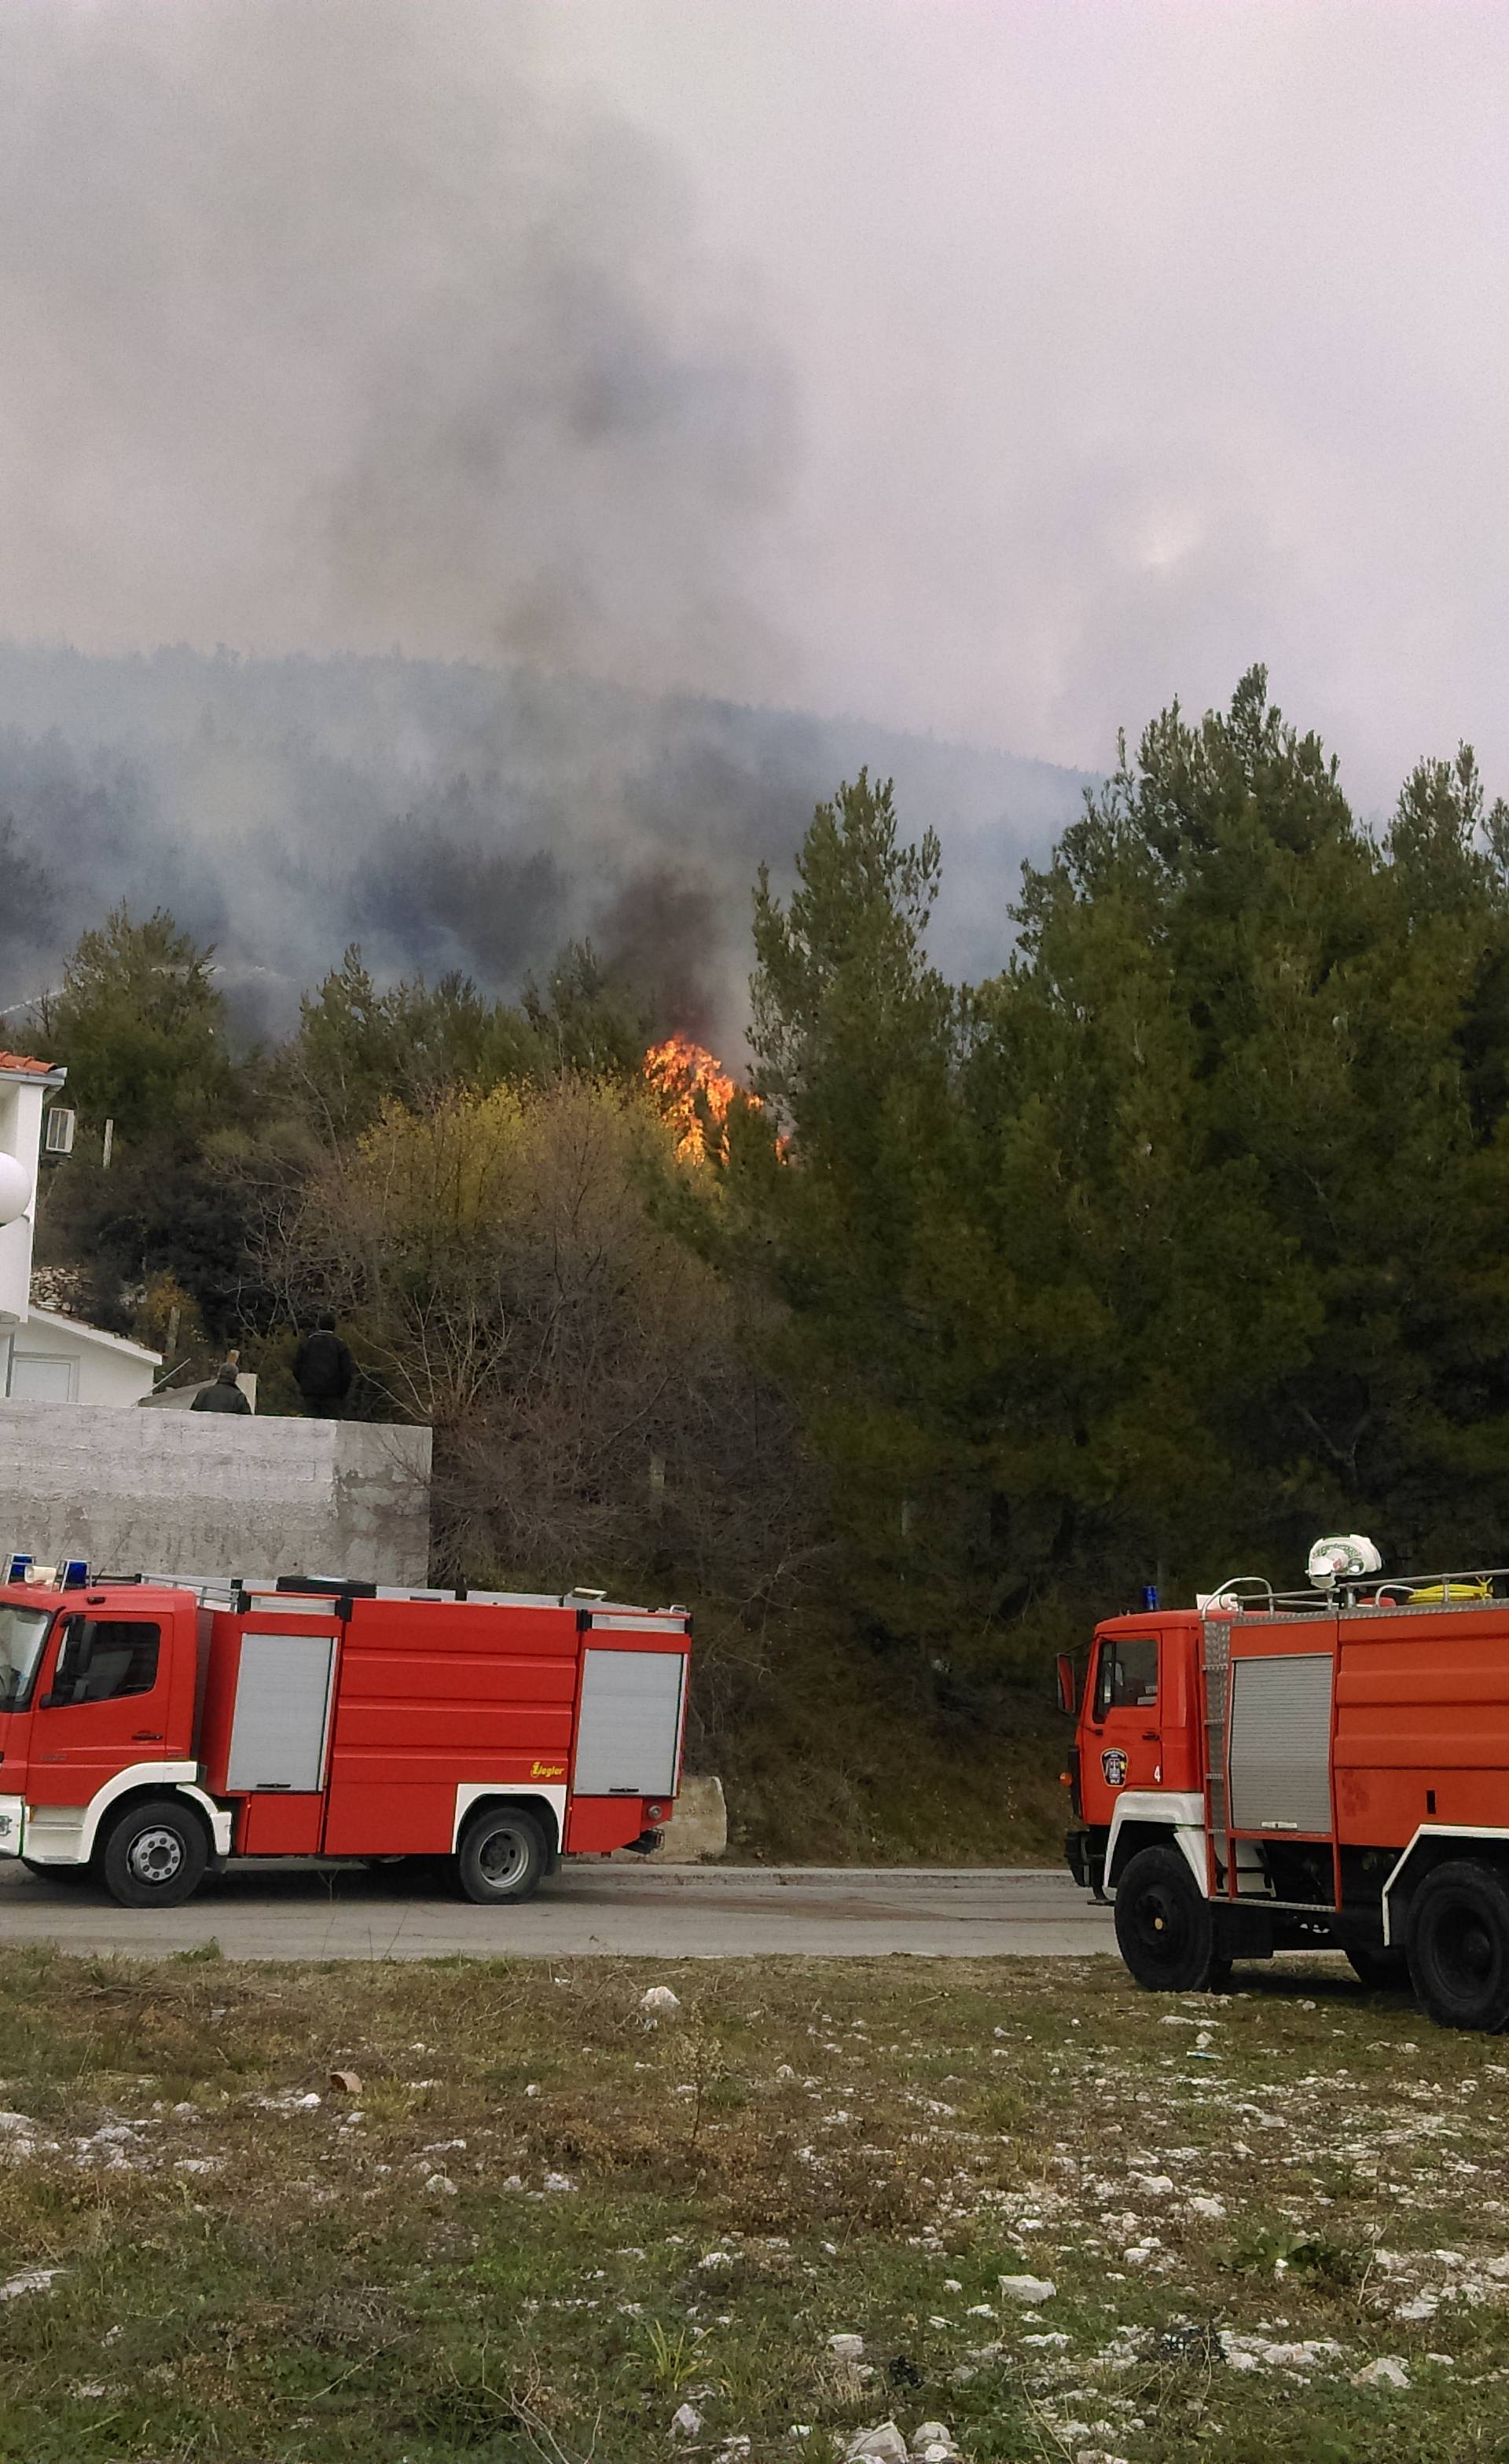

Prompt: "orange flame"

[644,1032,741,1162]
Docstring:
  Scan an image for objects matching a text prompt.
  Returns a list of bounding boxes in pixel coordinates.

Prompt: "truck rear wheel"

[1114,1845,1228,1993]
[456,1808,548,1906]
[98,1796,209,1910]
[1405,1860,1509,2033]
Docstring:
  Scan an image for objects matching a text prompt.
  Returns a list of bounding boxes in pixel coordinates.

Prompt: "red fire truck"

[0,1567,690,1907]
[1063,1538,1509,2032]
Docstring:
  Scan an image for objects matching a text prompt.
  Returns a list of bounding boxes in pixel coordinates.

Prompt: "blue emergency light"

[6,1554,31,1583]
[1141,1583,1159,1611]
[61,1560,89,1588]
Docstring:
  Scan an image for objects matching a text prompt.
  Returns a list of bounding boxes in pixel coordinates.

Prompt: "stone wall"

[0,1403,431,1586]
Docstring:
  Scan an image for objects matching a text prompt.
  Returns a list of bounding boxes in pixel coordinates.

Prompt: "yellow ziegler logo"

[531,1762,566,1779]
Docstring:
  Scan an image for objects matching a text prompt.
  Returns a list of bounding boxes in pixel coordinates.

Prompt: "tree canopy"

[725,672,1509,1660]
[21,669,1509,1676]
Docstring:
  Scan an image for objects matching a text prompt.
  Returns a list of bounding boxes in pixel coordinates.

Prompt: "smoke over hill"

[0,644,1087,1041]
[0,6,1087,1039]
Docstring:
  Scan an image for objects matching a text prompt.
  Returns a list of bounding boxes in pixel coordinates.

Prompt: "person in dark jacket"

[191,1361,252,1415]
[292,1311,357,1418]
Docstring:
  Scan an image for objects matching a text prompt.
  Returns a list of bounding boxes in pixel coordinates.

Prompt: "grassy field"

[0,1947,1507,2462]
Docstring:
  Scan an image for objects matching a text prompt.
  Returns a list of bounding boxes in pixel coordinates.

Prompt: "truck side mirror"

[1056,1654,1077,1717]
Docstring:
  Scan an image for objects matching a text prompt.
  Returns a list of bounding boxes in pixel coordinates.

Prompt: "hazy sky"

[2,0,1506,809]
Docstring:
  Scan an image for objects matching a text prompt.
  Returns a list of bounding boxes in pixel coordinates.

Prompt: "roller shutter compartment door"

[1228,1652,1335,1835]
[573,1649,685,1795]
[226,1633,336,1793]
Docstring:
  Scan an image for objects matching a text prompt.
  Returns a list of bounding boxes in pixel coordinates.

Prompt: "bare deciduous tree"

[266,1074,822,1602]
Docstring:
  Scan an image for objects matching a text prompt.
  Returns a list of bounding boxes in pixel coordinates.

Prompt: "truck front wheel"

[1406,1860,1509,2033]
[98,1797,209,1910]
[1114,1845,1228,1993]
[456,1808,548,1906]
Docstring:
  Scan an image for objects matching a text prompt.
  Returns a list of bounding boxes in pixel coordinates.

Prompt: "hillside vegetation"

[13,665,1509,1858]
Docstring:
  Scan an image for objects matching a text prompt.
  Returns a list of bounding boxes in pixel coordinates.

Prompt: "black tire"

[98,1796,210,1910]
[1114,1845,1225,1993]
[455,1807,548,1906]
[1406,1860,1509,2033]
[20,1858,92,1886]
[1344,1942,1411,1990]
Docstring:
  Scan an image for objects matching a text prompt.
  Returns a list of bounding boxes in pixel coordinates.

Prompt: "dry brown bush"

[265,1072,821,1603]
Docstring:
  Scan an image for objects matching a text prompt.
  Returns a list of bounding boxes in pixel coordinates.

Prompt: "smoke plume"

[0,4,1085,1040]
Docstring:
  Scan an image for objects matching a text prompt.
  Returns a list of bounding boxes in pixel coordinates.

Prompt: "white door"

[7,1353,76,1402]
[574,1649,685,1795]
[226,1633,336,1793]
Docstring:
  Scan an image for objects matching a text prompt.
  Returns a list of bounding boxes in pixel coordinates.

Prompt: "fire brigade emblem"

[1100,1747,1129,1788]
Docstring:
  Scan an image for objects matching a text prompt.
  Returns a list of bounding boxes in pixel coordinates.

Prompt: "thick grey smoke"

[0,645,1085,1041]
[0,0,777,1032]
[0,3,1085,1038]
[0,0,792,690]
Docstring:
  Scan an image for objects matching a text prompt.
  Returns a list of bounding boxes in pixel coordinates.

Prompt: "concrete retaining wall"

[0,1402,431,1585]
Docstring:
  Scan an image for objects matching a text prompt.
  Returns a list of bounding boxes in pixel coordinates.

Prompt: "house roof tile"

[0,1052,58,1076]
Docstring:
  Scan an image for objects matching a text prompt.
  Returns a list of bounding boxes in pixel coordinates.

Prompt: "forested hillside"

[13,667,1509,1860]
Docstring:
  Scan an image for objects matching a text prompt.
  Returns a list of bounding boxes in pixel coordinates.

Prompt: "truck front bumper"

[0,1796,22,1856]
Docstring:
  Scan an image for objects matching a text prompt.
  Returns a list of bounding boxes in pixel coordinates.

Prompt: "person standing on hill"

[292,1311,357,1419]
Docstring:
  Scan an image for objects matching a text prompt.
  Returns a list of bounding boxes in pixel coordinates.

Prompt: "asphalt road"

[0,1861,1113,1961]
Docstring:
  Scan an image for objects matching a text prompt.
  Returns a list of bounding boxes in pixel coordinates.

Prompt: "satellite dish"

[0,1151,33,1228]
[1307,1533,1382,1589]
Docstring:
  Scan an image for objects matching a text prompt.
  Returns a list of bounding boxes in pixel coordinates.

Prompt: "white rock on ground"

[1224,2335,1342,2374]
[641,1986,683,2021]
[998,2275,1057,2304]
[1353,2356,1410,2390]
[828,2333,865,2360]
[845,2426,909,2464]
[670,2401,704,2437]
[909,2426,955,2456]
[0,2269,61,2301]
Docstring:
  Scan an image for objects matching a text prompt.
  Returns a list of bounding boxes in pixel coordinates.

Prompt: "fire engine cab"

[1063,1535,1509,2033]
[0,1563,691,1908]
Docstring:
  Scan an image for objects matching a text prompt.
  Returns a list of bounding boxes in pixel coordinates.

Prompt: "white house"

[0,1050,162,1406]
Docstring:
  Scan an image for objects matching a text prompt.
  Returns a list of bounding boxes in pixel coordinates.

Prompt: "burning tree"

[642,1031,743,1163]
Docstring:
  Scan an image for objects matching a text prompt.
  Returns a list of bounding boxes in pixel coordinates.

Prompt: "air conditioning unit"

[42,1106,75,1157]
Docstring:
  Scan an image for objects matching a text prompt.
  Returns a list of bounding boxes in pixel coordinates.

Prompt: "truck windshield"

[0,1606,52,1712]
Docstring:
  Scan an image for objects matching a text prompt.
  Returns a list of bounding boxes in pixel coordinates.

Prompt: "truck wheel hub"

[1437,1908,1495,1988]
[478,1830,528,1888]
[129,1827,184,1885]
